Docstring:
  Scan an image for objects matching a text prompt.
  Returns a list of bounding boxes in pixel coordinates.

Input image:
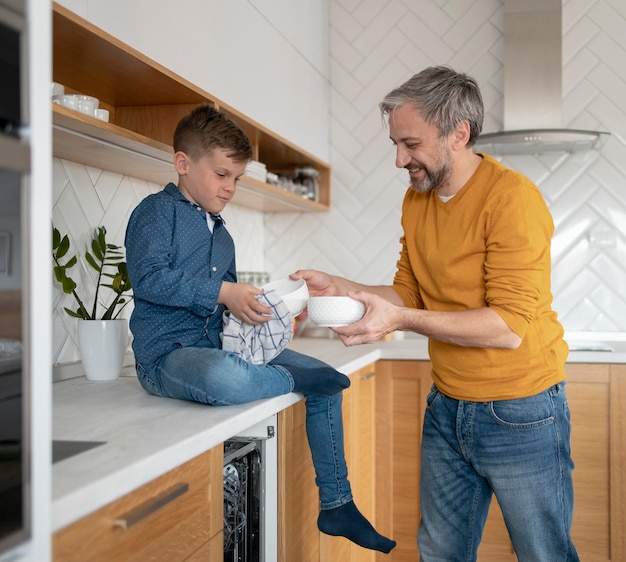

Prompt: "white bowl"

[307,296,365,327]
[75,95,99,110]
[261,278,309,316]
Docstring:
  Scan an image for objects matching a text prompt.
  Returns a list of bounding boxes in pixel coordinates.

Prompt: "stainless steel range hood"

[474,0,609,156]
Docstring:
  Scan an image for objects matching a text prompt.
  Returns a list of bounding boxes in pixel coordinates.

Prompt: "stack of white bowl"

[50,82,110,122]
[244,160,267,182]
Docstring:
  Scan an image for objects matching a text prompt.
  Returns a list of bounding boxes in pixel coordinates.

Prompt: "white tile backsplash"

[267,0,626,332]
[52,0,626,368]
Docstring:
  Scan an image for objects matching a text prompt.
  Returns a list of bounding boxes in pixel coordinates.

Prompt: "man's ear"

[451,121,471,150]
[174,151,190,175]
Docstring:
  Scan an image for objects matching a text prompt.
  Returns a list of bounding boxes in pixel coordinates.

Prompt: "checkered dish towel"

[221,289,294,365]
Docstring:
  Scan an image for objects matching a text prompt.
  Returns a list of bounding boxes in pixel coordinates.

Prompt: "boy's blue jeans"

[136,347,352,510]
[418,381,579,562]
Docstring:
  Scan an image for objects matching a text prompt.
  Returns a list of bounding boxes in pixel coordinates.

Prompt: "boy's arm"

[125,199,221,316]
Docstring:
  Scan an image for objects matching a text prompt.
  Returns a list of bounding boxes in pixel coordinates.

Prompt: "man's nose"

[395,146,410,168]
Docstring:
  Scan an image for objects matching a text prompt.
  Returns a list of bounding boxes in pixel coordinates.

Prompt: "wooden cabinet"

[52,2,331,213]
[321,364,377,562]
[52,446,223,562]
[278,363,380,562]
[374,360,626,562]
[567,363,626,561]
[374,360,432,561]
[277,395,320,562]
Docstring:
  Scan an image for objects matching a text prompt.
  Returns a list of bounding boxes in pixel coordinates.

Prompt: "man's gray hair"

[379,66,484,147]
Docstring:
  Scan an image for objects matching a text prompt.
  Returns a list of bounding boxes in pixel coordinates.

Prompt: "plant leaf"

[91,239,103,262]
[61,276,77,294]
[64,306,87,319]
[85,251,102,272]
[56,235,71,259]
[53,266,65,283]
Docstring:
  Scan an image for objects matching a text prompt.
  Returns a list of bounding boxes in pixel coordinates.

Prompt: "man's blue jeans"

[136,346,352,510]
[418,382,579,562]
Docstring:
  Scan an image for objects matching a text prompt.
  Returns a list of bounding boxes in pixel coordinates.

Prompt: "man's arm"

[292,270,521,348]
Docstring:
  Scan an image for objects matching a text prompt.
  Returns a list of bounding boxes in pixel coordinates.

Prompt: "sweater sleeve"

[484,180,554,338]
[392,191,425,310]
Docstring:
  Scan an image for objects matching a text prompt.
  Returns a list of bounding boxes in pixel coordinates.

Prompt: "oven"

[223,415,277,562]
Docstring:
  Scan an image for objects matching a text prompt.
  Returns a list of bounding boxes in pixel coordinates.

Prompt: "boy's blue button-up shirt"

[125,183,236,365]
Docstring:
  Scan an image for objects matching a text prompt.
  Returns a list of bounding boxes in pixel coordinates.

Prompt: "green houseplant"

[52,225,133,381]
[52,225,132,320]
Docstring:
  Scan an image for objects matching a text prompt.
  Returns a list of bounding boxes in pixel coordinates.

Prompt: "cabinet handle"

[360,372,375,381]
[113,482,189,529]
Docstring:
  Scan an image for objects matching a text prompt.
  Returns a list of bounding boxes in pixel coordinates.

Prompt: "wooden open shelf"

[52,2,330,213]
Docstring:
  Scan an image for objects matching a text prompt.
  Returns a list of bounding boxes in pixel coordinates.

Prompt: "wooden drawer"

[53,446,223,562]
[186,530,224,561]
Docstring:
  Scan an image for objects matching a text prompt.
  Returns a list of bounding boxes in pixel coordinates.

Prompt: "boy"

[125,104,395,554]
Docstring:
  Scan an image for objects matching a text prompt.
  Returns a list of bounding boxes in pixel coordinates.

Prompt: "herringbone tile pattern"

[266,0,626,332]
[51,160,264,364]
[52,0,626,364]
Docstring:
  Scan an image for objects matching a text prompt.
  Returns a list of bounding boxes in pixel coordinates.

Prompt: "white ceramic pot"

[77,319,128,381]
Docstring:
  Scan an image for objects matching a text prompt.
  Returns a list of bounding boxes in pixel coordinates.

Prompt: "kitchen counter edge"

[51,336,626,532]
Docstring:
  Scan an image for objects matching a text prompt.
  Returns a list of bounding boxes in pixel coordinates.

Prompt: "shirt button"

[196,206,202,211]
[212,266,217,272]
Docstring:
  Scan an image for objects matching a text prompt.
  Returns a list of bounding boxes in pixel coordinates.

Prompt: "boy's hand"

[218,282,272,324]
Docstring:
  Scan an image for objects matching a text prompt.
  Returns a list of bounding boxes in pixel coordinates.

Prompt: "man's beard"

[408,146,453,193]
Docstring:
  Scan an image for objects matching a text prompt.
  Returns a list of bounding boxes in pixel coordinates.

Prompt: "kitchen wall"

[52,0,626,365]
[51,0,330,364]
[267,0,626,333]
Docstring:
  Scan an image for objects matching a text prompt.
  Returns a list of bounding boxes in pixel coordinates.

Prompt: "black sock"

[317,500,396,554]
[286,365,350,396]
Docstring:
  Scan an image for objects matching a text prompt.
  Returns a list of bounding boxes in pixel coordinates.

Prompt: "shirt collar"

[165,183,225,224]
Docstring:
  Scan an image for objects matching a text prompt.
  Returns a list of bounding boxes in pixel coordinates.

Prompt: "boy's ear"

[174,151,190,175]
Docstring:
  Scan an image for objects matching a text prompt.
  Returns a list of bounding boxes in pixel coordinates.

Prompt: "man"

[292,66,578,561]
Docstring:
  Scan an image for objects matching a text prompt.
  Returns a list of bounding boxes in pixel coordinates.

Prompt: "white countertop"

[52,334,626,532]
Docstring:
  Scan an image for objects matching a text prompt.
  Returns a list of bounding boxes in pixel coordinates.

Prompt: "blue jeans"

[136,346,352,509]
[418,382,579,562]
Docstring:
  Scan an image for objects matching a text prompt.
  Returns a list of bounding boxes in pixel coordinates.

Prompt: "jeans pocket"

[425,384,441,409]
[489,390,555,429]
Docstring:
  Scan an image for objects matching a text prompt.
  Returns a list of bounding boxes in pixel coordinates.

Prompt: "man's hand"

[290,269,339,296]
[332,291,402,346]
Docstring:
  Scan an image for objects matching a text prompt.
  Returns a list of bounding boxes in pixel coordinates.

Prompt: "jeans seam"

[466,480,483,562]
[319,398,352,510]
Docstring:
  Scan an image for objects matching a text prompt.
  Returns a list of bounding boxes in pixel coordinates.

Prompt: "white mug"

[76,95,99,110]
[94,109,110,122]
[53,94,78,110]
[51,82,65,97]
[77,99,95,116]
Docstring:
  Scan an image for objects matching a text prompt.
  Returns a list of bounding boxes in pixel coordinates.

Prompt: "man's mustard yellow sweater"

[392,154,568,401]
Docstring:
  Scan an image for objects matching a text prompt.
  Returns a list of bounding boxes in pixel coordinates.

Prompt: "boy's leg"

[270,350,395,553]
[306,393,396,554]
[150,346,293,405]
[144,347,395,553]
